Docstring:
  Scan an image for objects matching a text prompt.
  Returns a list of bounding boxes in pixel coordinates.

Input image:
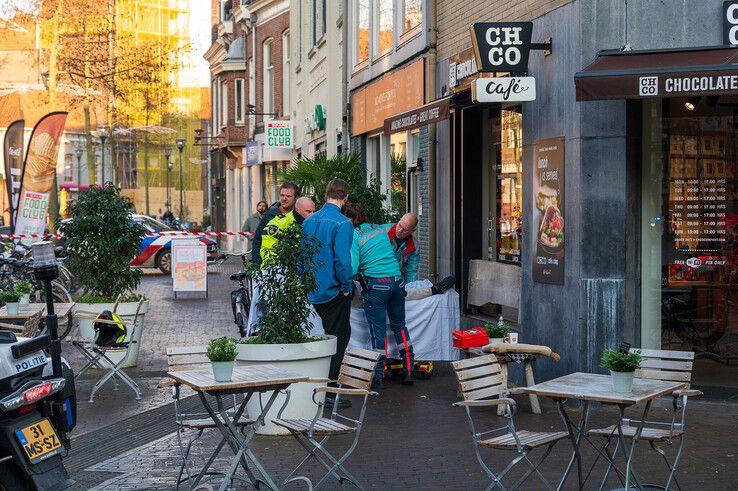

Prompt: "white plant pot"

[74,300,149,368]
[211,361,235,382]
[5,302,19,315]
[610,370,635,393]
[19,294,30,305]
[488,337,504,346]
[236,335,337,435]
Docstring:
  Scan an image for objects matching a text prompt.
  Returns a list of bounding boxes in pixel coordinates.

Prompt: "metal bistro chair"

[273,346,381,490]
[587,349,701,491]
[72,297,145,403]
[162,346,254,490]
[451,354,568,490]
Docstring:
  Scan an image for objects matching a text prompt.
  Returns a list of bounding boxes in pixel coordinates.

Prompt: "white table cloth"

[249,280,461,361]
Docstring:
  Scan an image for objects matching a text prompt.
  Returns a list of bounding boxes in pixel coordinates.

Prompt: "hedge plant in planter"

[59,184,146,302]
[244,223,322,344]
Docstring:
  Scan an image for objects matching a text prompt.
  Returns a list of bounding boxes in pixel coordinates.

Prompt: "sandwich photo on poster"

[532,137,565,285]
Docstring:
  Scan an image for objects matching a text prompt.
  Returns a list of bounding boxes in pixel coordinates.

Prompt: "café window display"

[491,108,523,264]
[641,97,738,388]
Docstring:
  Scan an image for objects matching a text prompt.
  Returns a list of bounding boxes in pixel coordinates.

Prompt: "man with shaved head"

[259,196,316,264]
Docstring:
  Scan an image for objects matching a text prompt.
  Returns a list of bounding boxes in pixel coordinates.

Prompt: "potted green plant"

[236,223,337,435]
[59,184,148,367]
[13,281,33,305]
[207,337,238,382]
[1,290,21,315]
[483,316,510,345]
[600,348,643,393]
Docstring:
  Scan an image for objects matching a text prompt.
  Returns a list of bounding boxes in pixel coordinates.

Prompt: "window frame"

[221,80,228,127]
[354,0,370,68]
[375,0,394,58]
[263,39,274,116]
[398,0,422,40]
[282,30,290,113]
[235,78,245,124]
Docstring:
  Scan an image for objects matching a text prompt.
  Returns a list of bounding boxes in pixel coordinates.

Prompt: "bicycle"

[217,251,254,337]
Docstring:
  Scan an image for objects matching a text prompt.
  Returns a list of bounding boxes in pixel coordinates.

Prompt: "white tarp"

[250,279,462,361]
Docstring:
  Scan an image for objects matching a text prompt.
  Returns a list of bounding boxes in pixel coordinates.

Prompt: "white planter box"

[610,370,635,393]
[74,300,149,368]
[236,335,337,435]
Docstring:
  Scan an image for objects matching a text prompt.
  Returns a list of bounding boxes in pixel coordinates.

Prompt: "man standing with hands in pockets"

[302,179,354,407]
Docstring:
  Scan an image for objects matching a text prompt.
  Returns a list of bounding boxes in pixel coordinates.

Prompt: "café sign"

[472,76,536,103]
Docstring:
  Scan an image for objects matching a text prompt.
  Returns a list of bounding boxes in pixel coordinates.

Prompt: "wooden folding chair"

[273,346,381,490]
[451,354,568,490]
[587,349,701,491]
[163,346,254,490]
[0,310,43,338]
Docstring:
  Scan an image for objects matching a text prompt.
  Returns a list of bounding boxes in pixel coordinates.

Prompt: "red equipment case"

[452,328,489,348]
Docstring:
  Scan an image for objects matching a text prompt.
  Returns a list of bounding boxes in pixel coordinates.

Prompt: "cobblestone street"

[59,258,738,490]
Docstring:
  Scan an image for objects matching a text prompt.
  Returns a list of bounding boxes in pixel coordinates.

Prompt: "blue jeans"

[363,276,414,381]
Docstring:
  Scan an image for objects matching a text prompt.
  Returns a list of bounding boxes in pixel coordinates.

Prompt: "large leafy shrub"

[60,184,146,300]
[281,153,393,224]
[248,223,321,344]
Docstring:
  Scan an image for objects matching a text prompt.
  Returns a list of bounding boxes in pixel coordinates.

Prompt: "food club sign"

[469,22,546,103]
[265,121,292,149]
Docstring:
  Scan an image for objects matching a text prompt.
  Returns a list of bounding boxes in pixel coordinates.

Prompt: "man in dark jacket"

[250,182,299,264]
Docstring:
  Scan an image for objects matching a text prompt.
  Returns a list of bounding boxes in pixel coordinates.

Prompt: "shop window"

[399,0,422,36]
[390,132,407,216]
[355,0,370,65]
[641,97,738,388]
[367,134,381,181]
[495,109,523,264]
[376,0,393,56]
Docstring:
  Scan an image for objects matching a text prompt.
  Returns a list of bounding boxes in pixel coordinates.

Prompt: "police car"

[129,215,219,274]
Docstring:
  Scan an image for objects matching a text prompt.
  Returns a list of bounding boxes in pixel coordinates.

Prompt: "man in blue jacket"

[302,179,354,398]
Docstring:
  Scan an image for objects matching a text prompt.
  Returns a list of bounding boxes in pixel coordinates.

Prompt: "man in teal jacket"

[345,202,414,388]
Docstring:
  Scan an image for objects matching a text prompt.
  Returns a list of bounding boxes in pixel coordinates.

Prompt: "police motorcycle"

[0,243,76,490]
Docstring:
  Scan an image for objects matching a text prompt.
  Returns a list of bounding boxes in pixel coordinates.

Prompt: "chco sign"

[265,121,292,148]
[470,22,533,74]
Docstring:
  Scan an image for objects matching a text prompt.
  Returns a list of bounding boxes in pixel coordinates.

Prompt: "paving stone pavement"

[61,258,738,489]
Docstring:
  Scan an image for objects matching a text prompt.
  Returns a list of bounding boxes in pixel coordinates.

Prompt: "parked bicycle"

[217,251,254,338]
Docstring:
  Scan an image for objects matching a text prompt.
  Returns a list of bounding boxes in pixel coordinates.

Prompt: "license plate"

[15,419,62,463]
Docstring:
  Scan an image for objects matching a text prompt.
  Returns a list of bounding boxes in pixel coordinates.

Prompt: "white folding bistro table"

[523,372,686,491]
[167,365,309,491]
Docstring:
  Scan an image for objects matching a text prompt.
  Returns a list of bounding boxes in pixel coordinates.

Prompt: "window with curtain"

[235,79,244,124]
[282,31,290,112]
[400,0,422,35]
[263,39,274,115]
[356,0,369,65]
[377,0,393,55]
[221,81,228,126]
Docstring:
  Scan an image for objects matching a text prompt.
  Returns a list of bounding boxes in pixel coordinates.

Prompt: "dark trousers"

[314,293,352,381]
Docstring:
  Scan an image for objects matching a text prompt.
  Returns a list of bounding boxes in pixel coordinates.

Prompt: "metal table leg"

[610,401,651,491]
[555,398,591,491]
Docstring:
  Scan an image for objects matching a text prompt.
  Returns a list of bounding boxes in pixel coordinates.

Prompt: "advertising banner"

[172,239,207,293]
[3,119,24,227]
[532,137,565,285]
[15,112,68,236]
[245,141,260,165]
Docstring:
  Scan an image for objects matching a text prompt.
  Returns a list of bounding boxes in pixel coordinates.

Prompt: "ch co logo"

[639,76,658,96]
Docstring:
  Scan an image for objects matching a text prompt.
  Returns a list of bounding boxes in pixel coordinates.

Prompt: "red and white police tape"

[0,231,255,239]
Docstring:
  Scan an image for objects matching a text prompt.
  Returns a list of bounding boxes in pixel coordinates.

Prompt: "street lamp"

[164,146,173,209]
[98,125,109,185]
[176,138,185,222]
[75,145,83,186]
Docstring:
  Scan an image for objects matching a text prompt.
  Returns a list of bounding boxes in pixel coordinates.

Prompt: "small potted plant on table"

[1,290,21,315]
[483,316,510,345]
[13,281,32,305]
[600,348,643,393]
[207,337,238,382]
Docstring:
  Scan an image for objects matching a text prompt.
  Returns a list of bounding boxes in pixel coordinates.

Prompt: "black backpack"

[93,310,127,346]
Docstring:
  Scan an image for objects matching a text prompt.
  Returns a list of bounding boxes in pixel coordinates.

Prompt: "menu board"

[667,131,734,284]
[532,137,565,285]
[172,239,208,293]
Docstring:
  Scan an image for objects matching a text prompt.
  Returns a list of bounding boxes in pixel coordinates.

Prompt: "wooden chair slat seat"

[587,425,684,442]
[180,415,253,430]
[481,430,569,450]
[273,418,354,435]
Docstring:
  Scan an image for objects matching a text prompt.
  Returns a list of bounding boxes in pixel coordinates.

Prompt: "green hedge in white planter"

[207,337,238,382]
[600,349,643,393]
